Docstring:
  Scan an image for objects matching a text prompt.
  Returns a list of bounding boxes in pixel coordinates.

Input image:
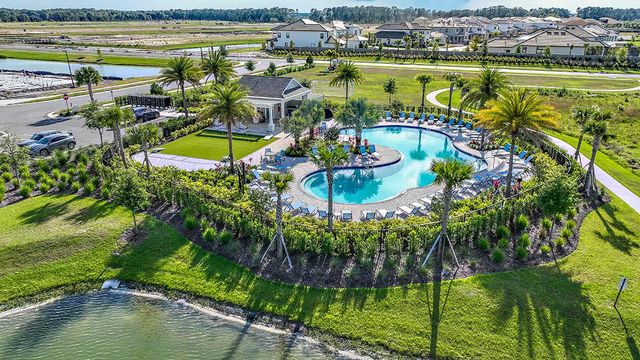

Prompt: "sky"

[0,0,631,12]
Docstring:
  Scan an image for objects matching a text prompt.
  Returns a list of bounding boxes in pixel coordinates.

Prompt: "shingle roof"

[238,75,309,99]
[375,31,411,40]
[377,22,427,31]
[272,19,332,32]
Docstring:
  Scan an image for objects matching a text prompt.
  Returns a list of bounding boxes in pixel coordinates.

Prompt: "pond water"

[303,126,486,204]
[0,291,345,359]
[0,58,161,79]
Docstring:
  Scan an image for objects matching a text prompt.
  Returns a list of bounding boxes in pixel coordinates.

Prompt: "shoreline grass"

[0,49,169,67]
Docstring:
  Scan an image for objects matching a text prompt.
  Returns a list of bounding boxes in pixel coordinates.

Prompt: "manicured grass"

[154,37,267,51]
[1,191,639,358]
[295,67,639,107]
[0,49,169,67]
[159,130,276,161]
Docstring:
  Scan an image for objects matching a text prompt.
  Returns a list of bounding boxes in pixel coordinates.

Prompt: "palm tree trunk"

[88,82,95,103]
[585,137,600,196]
[430,186,450,359]
[420,85,426,112]
[447,84,454,117]
[276,194,283,259]
[143,140,151,174]
[458,88,467,122]
[505,134,516,198]
[181,81,189,118]
[227,122,235,174]
[132,211,138,233]
[327,169,334,232]
[345,83,350,102]
[574,132,584,160]
[98,129,104,147]
[114,124,127,168]
[355,129,361,147]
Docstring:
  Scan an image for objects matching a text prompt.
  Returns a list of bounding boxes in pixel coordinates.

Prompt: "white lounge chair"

[377,209,395,220]
[340,211,353,222]
[362,210,376,221]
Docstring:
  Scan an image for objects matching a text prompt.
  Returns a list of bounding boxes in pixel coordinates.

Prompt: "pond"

[0,291,346,359]
[0,58,161,79]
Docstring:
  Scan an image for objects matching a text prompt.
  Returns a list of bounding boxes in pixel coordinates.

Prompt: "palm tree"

[416,74,434,112]
[293,98,324,139]
[128,123,161,174]
[431,38,440,57]
[443,73,461,117]
[159,55,202,118]
[571,106,597,161]
[428,158,473,358]
[99,106,134,168]
[336,98,380,147]
[329,61,365,102]
[454,77,470,122]
[201,50,234,86]
[261,171,294,260]
[311,146,349,232]
[198,81,256,173]
[584,110,614,196]
[74,66,102,103]
[475,89,559,197]
[81,102,106,146]
[461,66,510,111]
[383,78,397,105]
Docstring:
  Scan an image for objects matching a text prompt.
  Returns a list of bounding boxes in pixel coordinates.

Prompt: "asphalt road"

[0,58,298,146]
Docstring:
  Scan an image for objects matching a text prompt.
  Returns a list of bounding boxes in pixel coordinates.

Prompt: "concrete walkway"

[425,88,640,214]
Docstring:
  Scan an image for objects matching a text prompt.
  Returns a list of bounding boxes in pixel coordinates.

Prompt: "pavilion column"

[267,106,275,133]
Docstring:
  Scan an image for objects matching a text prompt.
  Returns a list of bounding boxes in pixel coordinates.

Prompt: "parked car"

[133,107,160,122]
[27,133,76,156]
[19,130,66,147]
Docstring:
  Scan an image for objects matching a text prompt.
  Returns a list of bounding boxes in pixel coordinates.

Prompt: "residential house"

[269,19,365,50]
[428,17,489,44]
[375,22,429,46]
[238,75,312,132]
[487,28,610,56]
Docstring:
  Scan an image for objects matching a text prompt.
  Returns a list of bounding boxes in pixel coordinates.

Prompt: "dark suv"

[133,107,160,122]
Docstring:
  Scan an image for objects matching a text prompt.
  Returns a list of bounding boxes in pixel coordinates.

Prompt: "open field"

[293,66,640,108]
[1,192,638,359]
[159,130,276,161]
[0,21,271,49]
[0,49,169,67]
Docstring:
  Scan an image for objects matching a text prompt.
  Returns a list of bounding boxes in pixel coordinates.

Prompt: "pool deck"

[287,121,513,219]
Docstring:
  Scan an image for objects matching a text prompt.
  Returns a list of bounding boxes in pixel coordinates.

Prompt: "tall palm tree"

[311,146,349,232]
[159,55,202,118]
[336,98,380,147]
[198,81,256,173]
[201,50,234,86]
[584,110,614,196]
[329,61,365,102]
[293,98,324,139]
[74,66,102,103]
[261,171,294,260]
[128,123,161,174]
[443,72,461,117]
[99,106,134,168]
[428,158,473,358]
[461,66,509,111]
[415,74,434,112]
[571,106,597,161]
[475,89,559,197]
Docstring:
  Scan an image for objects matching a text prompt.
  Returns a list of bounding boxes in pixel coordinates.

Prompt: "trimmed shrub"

[515,246,528,260]
[567,208,577,219]
[496,225,510,239]
[2,172,12,182]
[476,237,490,251]
[565,220,576,231]
[554,213,563,222]
[491,248,505,263]
[83,182,95,195]
[498,237,509,249]
[56,180,69,190]
[515,214,529,232]
[541,218,553,231]
[555,237,566,248]
[50,168,61,180]
[100,187,111,200]
[517,234,531,248]
[12,178,20,188]
[203,227,217,242]
[183,215,198,230]
[540,244,551,255]
[39,182,51,193]
[19,186,32,198]
[561,227,572,240]
[219,230,233,245]
[71,181,81,192]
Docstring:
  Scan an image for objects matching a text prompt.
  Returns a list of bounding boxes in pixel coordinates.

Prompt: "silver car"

[27,133,76,156]
[19,130,65,147]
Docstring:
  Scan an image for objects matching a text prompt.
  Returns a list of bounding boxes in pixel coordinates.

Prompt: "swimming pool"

[302,126,485,204]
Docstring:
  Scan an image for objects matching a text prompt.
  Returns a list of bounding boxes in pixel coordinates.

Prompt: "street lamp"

[64,50,75,88]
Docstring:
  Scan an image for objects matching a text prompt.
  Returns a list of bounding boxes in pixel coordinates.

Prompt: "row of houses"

[268,16,621,57]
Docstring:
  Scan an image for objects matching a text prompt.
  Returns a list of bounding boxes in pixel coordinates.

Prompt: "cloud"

[463,0,632,11]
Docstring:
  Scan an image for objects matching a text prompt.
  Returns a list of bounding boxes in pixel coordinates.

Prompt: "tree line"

[577,7,640,21]
[308,6,572,23]
[0,7,294,23]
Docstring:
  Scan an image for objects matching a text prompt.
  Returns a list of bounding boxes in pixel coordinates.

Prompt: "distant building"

[238,75,311,132]
[487,28,610,56]
[374,22,429,46]
[269,19,365,50]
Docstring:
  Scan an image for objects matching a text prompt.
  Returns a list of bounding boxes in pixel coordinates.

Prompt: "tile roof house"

[238,75,312,132]
[269,19,364,50]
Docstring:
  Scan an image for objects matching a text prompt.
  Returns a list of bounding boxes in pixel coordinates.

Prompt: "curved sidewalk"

[425,88,640,214]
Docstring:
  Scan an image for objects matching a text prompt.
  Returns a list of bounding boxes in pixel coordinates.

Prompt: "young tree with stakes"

[311,146,349,232]
[260,171,294,268]
[99,106,134,168]
[112,167,150,234]
[383,78,398,105]
[128,123,161,174]
[584,110,614,196]
[415,74,434,112]
[0,133,30,187]
[571,105,597,162]
[81,101,107,147]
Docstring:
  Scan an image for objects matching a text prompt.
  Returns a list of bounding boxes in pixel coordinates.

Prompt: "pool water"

[0,292,341,359]
[302,126,484,204]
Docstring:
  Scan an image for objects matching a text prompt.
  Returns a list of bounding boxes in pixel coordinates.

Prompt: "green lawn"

[1,192,639,358]
[153,37,267,51]
[159,130,276,161]
[0,49,170,67]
